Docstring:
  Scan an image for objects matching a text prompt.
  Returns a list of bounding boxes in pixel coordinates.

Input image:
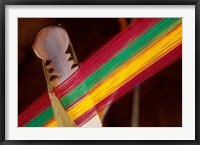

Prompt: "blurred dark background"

[18,18,182,127]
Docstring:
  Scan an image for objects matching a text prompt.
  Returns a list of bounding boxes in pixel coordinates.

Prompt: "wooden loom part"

[32,25,102,127]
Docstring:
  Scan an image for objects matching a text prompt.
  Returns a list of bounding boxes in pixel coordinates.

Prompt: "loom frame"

[0,0,199,145]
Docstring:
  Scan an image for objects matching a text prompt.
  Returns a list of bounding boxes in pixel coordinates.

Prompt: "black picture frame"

[0,0,199,145]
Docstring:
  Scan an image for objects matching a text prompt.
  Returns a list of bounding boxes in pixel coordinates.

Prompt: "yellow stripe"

[68,24,182,120]
[46,24,182,127]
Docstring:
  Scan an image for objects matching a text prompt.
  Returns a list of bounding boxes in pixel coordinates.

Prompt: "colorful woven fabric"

[18,18,182,127]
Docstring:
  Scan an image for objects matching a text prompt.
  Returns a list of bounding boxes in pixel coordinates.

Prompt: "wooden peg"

[33,26,77,127]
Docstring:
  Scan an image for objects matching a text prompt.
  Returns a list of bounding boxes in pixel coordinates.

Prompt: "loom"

[18,18,182,127]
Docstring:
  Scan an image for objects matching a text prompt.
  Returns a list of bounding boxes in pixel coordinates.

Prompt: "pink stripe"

[55,18,161,96]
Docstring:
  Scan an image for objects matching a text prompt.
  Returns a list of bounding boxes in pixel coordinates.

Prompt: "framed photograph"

[1,0,199,144]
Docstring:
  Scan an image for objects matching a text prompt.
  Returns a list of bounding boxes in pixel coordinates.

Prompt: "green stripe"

[26,107,53,127]
[26,18,181,127]
[61,18,181,106]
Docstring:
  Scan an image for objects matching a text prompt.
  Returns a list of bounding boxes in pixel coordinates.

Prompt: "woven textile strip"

[18,18,182,127]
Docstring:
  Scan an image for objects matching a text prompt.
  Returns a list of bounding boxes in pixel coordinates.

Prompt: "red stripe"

[18,18,162,126]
